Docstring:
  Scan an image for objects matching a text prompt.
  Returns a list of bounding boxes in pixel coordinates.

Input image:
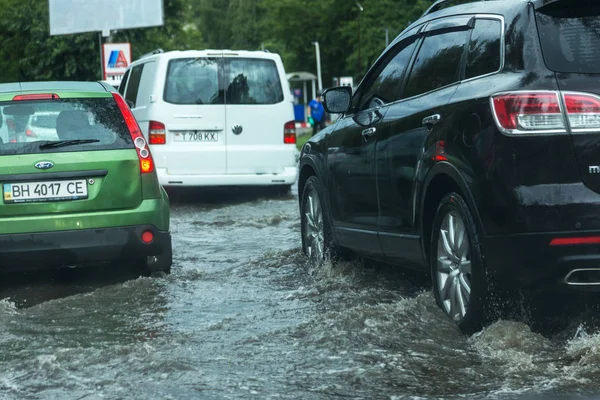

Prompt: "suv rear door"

[223,54,292,175]
[158,53,227,176]
[535,2,600,194]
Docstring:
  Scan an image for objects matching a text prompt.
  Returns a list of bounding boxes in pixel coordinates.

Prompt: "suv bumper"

[157,166,298,187]
[0,225,171,272]
[484,231,600,291]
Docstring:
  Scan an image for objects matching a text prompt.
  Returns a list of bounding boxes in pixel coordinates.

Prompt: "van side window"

[118,69,130,96]
[403,29,469,98]
[465,19,502,79]
[125,64,144,107]
[358,38,417,110]
[225,59,283,105]
[164,58,222,105]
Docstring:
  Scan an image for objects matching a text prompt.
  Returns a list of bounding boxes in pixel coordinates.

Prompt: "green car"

[0,81,171,275]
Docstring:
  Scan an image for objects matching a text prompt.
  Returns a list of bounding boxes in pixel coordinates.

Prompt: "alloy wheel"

[303,188,325,261]
[436,211,472,322]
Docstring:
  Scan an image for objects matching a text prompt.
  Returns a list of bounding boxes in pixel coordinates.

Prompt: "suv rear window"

[0,97,133,156]
[164,58,223,105]
[536,5,600,73]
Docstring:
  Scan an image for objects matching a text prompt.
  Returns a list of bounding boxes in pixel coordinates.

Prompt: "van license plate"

[3,179,88,203]
[174,131,218,142]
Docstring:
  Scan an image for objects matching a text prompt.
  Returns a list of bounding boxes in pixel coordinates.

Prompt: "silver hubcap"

[304,189,325,260]
[437,212,472,322]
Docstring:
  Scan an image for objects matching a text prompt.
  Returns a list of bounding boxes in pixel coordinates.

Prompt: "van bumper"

[157,166,298,187]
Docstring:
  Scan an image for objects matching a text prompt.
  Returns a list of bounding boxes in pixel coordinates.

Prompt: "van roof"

[131,49,282,67]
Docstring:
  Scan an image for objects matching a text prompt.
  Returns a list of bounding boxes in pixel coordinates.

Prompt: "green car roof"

[0,81,115,101]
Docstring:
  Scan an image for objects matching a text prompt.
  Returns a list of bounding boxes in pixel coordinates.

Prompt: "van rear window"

[164,58,223,105]
[536,6,600,73]
[225,58,283,105]
[163,57,284,105]
[0,98,133,156]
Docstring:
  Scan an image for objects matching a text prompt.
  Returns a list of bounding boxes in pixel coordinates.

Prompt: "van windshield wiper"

[39,139,100,149]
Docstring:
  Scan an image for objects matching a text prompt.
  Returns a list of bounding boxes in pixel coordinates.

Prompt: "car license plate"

[3,179,88,203]
[173,131,218,142]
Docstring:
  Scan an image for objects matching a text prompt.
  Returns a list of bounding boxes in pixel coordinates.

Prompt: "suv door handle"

[422,114,441,129]
[361,127,376,141]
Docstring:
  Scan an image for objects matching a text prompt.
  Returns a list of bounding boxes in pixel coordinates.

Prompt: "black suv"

[298,0,600,334]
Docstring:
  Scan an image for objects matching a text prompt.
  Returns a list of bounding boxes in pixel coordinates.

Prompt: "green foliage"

[0,0,432,86]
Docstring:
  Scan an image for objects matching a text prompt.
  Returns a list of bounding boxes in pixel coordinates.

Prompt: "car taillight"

[112,92,154,174]
[491,92,565,134]
[284,121,296,144]
[25,129,36,137]
[491,91,600,135]
[149,121,166,144]
[563,92,600,130]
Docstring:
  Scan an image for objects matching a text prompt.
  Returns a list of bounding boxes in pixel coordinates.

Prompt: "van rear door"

[223,55,295,175]
[158,54,227,176]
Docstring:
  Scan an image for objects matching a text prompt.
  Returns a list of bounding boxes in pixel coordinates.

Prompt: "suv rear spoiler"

[532,0,597,10]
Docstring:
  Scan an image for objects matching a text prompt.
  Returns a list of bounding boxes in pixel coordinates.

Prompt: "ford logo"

[34,161,54,170]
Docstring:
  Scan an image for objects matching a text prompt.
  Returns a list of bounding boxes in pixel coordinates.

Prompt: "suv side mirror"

[322,86,353,114]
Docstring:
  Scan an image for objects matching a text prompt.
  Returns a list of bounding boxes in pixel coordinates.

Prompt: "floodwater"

[2,186,600,399]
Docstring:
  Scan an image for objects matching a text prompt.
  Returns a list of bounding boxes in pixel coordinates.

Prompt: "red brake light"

[149,121,166,145]
[112,92,154,174]
[13,93,60,101]
[284,121,296,144]
[550,236,600,246]
[25,129,36,137]
[491,92,565,133]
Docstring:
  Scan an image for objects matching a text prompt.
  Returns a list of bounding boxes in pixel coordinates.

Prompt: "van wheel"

[430,193,488,335]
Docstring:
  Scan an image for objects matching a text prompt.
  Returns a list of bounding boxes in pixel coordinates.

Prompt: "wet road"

[2,186,600,399]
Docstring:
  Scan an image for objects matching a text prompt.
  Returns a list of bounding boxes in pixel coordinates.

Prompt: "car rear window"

[164,58,224,105]
[225,58,284,105]
[0,97,133,156]
[536,5,600,73]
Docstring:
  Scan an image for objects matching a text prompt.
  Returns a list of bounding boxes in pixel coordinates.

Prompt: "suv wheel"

[301,176,332,262]
[431,193,488,334]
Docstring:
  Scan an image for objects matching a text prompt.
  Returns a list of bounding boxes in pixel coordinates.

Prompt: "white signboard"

[339,76,354,88]
[49,0,164,36]
[102,43,132,79]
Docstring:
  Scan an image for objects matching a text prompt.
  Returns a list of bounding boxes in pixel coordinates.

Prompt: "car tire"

[139,239,172,277]
[430,192,488,335]
[300,176,337,262]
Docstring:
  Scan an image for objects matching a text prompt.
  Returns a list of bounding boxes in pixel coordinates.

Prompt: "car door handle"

[422,114,441,128]
[361,127,376,141]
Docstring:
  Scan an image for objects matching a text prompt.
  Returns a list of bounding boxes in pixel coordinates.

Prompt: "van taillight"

[284,121,296,144]
[112,92,155,174]
[149,121,166,144]
[491,91,600,135]
[25,129,36,137]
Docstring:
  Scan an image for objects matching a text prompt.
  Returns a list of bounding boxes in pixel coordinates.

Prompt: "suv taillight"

[112,92,154,174]
[284,121,296,144]
[149,121,166,144]
[491,91,600,135]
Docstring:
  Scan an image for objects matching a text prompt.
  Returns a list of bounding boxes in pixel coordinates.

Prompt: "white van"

[118,49,298,190]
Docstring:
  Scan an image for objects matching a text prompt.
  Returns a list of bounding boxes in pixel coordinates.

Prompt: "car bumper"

[0,225,171,272]
[157,166,298,187]
[484,231,600,291]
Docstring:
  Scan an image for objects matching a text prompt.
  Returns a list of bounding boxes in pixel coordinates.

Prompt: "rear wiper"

[39,139,100,149]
